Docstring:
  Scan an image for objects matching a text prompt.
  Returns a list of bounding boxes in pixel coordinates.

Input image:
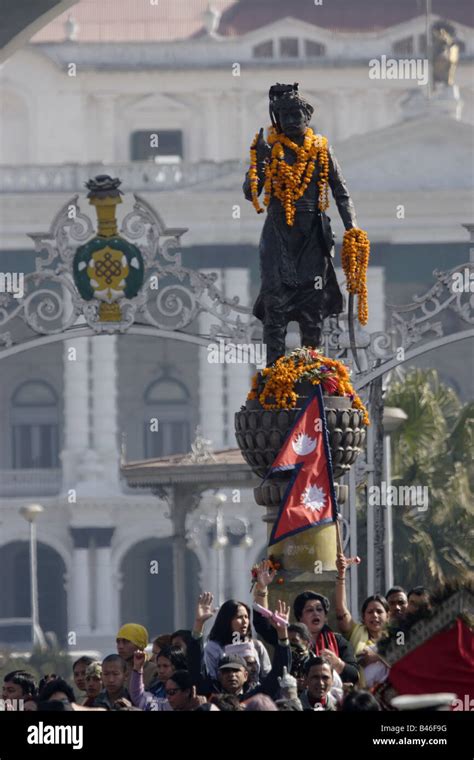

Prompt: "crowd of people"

[0,560,438,712]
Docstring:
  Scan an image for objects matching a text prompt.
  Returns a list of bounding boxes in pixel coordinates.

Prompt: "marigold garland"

[248,129,371,325]
[341,228,370,325]
[247,347,369,426]
[248,126,329,227]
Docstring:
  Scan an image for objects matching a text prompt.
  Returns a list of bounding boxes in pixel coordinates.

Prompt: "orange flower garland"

[248,127,329,227]
[247,347,369,425]
[247,129,371,325]
[248,132,265,215]
[341,228,370,325]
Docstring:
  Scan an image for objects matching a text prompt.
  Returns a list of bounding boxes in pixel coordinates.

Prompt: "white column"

[62,338,90,488]
[199,269,225,450]
[223,268,252,447]
[69,548,92,637]
[95,94,116,163]
[91,336,119,487]
[230,543,249,605]
[95,546,115,634]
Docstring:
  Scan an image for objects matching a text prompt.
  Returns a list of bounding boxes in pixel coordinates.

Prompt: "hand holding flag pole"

[335,516,361,568]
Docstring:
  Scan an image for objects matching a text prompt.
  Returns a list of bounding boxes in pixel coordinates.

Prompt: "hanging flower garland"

[248,128,370,324]
[248,127,329,227]
[247,347,369,425]
[341,228,370,325]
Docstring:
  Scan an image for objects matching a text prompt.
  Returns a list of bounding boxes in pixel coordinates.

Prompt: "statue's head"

[269,83,314,137]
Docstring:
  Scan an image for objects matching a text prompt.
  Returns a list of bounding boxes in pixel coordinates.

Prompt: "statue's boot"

[263,321,287,366]
[299,314,323,349]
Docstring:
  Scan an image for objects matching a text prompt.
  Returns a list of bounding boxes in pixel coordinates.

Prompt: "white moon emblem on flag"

[291,433,317,456]
[301,484,326,512]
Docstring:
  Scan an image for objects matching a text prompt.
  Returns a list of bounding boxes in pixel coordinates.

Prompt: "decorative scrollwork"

[1,182,471,372]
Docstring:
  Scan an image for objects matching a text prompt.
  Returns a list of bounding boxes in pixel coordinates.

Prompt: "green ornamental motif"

[72,175,145,320]
[73,236,144,302]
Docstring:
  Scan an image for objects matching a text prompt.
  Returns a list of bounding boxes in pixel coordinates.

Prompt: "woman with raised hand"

[253,559,359,685]
[335,553,389,687]
[203,596,271,681]
[189,592,291,703]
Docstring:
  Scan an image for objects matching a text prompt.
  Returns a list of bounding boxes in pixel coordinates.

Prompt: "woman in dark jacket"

[253,560,359,685]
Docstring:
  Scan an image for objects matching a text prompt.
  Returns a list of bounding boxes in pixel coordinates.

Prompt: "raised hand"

[194,592,218,631]
[133,649,146,672]
[256,559,276,590]
[270,599,290,637]
[277,666,298,700]
[336,553,348,577]
[320,647,344,674]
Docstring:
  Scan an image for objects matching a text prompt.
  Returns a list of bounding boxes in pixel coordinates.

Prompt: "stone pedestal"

[235,381,365,626]
[262,485,345,628]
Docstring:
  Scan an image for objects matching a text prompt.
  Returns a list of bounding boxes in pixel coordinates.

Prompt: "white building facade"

[0,0,472,653]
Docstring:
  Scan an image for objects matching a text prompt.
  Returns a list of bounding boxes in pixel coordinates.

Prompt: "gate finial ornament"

[72,175,144,321]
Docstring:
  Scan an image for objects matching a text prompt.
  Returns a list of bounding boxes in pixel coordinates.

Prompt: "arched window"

[393,37,414,55]
[253,40,273,59]
[11,381,59,469]
[279,37,299,58]
[304,40,326,58]
[143,377,191,458]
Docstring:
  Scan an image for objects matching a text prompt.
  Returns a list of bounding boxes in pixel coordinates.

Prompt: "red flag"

[268,384,339,546]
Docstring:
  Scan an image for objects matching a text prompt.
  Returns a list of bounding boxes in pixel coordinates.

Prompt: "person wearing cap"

[83,662,103,707]
[188,592,291,702]
[253,560,359,685]
[116,623,157,690]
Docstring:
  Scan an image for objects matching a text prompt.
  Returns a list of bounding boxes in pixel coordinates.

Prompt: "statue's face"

[279,107,307,138]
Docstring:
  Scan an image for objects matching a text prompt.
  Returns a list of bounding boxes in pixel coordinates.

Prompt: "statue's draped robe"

[243,142,357,360]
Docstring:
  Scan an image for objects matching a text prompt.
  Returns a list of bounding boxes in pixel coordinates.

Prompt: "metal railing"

[0,468,62,496]
[0,161,243,194]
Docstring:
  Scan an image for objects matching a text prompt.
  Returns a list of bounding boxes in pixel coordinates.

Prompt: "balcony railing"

[0,468,62,496]
[0,161,243,194]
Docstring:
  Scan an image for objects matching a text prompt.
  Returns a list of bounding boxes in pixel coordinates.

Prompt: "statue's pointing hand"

[252,127,271,165]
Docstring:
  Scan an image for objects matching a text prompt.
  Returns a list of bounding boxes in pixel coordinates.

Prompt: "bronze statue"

[243,83,359,366]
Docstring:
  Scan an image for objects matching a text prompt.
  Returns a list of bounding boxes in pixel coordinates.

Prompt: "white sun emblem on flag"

[301,484,326,512]
[291,433,317,456]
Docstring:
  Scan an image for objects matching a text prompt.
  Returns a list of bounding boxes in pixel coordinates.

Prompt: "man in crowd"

[94,654,130,709]
[116,622,156,688]
[300,657,339,711]
[407,586,431,615]
[385,587,408,624]
[2,670,37,709]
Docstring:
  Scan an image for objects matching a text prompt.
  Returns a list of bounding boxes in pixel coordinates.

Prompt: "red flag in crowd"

[267,384,339,546]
